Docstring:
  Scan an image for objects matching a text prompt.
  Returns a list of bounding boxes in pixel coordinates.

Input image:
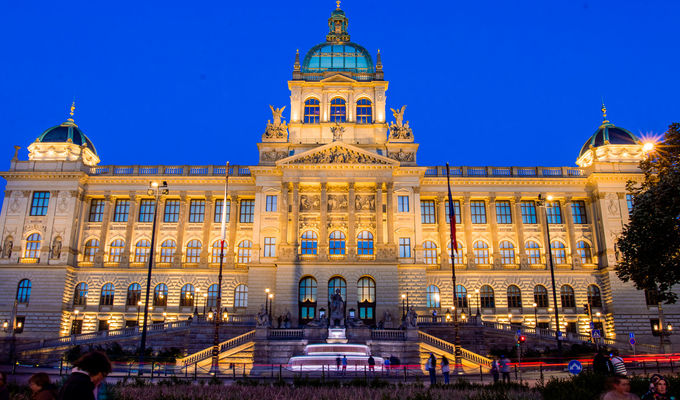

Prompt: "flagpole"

[211,162,230,373]
[446,163,463,374]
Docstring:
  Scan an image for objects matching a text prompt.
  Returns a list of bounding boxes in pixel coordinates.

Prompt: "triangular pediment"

[277,142,399,167]
[319,73,358,83]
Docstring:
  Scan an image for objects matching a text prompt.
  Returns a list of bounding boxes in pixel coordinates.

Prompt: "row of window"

[303,97,373,124]
[411,199,588,225]
[298,275,376,323]
[72,282,249,308]
[88,197,276,224]
[425,284,603,310]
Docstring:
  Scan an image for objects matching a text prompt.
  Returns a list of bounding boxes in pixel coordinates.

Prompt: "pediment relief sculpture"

[290,146,391,165]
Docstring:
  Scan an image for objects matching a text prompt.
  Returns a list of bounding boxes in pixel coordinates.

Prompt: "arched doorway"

[357,276,376,326]
[298,276,317,325]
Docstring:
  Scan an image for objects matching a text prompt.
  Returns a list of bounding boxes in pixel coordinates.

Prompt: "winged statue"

[390,105,407,127]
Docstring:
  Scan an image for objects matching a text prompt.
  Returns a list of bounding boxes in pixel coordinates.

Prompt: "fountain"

[287,332,384,371]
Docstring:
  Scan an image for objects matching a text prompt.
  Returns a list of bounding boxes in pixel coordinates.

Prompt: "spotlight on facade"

[642,142,655,153]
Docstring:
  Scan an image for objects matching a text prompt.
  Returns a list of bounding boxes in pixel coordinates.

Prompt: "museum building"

[0,4,673,348]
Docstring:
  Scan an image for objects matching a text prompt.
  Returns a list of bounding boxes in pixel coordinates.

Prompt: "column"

[386,183,395,246]
[280,182,289,245]
[586,196,602,265]
[462,194,474,267]
[291,183,300,249]
[375,182,384,246]
[348,183,356,259]
[174,192,188,266]
[437,194,449,268]
[201,194,213,265]
[563,196,577,269]
[488,195,499,268]
[319,183,328,257]
[121,192,139,267]
[511,194,526,267]
[96,194,113,265]
[413,187,422,249]
[227,193,239,262]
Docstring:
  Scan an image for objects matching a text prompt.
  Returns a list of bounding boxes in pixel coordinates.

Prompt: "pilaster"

[563,196,577,269]
[386,183,395,245]
[319,183,328,257]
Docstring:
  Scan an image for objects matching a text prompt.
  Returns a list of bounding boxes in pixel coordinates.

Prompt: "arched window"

[560,285,576,308]
[455,285,468,309]
[357,276,376,324]
[303,98,320,124]
[507,285,522,308]
[423,241,438,264]
[525,241,541,265]
[550,241,567,264]
[73,282,88,306]
[300,231,318,255]
[108,239,125,263]
[576,241,592,264]
[16,279,32,303]
[153,283,168,307]
[237,240,252,263]
[299,276,318,323]
[587,285,602,308]
[357,231,374,255]
[206,283,219,308]
[159,239,176,263]
[356,98,372,124]
[448,242,464,265]
[499,240,515,265]
[330,97,346,123]
[24,233,41,259]
[328,276,347,303]
[426,285,440,308]
[180,284,195,307]
[234,284,248,308]
[135,240,150,263]
[83,239,99,263]
[533,285,549,308]
[100,283,115,306]
[127,283,141,306]
[480,285,495,309]
[473,241,490,265]
[185,239,202,263]
[329,231,346,255]
[211,240,227,263]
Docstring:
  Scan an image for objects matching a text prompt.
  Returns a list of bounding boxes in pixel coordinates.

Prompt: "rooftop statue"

[388,105,414,141]
[390,105,406,127]
[269,105,286,126]
[263,105,288,141]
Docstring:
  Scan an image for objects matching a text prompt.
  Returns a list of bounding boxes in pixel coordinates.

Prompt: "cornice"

[422,177,588,186]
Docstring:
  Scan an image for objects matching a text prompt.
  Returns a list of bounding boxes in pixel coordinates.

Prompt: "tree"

[616,123,680,303]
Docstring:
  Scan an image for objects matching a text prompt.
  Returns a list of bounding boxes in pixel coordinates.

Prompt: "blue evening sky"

[0,0,678,198]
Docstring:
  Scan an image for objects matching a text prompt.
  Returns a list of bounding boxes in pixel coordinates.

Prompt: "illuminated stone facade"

[0,5,675,348]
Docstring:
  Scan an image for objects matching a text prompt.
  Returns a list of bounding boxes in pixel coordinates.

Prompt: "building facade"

[0,5,674,347]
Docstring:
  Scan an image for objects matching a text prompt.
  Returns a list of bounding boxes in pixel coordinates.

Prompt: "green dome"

[301,42,374,73]
[37,120,97,155]
[578,121,638,158]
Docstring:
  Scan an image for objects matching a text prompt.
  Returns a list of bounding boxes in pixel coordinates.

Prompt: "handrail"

[267,328,304,339]
[18,320,193,351]
[177,330,255,367]
[418,331,492,367]
[371,329,406,340]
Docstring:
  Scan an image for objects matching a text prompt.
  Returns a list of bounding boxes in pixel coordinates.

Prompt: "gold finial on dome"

[601,101,609,124]
[336,0,341,9]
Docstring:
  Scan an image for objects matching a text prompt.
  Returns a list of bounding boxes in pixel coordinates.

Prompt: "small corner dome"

[578,122,639,159]
[37,119,97,156]
[301,42,374,73]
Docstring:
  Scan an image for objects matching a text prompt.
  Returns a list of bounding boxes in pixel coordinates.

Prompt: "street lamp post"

[475,289,480,317]
[401,294,406,320]
[466,294,471,318]
[211,163,231,373]
[138,181,168,374]
[268,293,274,321]
[194,288,200,315]
[537,194,563,353]
[532,303,538,329]
[265,288,270,317]
[203,293,208,317]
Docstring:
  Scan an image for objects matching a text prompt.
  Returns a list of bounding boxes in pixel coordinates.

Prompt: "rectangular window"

[265,195,278,212]
[571,200,587,224]
[626,194,634,215]
[546,201,563,224]
[30,191,50,216]
[188,199,205,223]
[398,196,409,212]
[113,199,129,222]
[420,200,436,224]
[239,199,255,223]
[399,238,411,258]
[88,199,105,222]
[163,200,180,223]
[264,237,276,257]
[138,200,155,222]
[470,201,487,224]
[495,201,512,224]
[214,200,231,223]
[445,200,462,224]
[520,201,537,224]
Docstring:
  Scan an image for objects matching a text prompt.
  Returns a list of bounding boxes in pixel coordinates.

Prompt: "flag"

[446,163,458,251]
[220,162,230,241]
